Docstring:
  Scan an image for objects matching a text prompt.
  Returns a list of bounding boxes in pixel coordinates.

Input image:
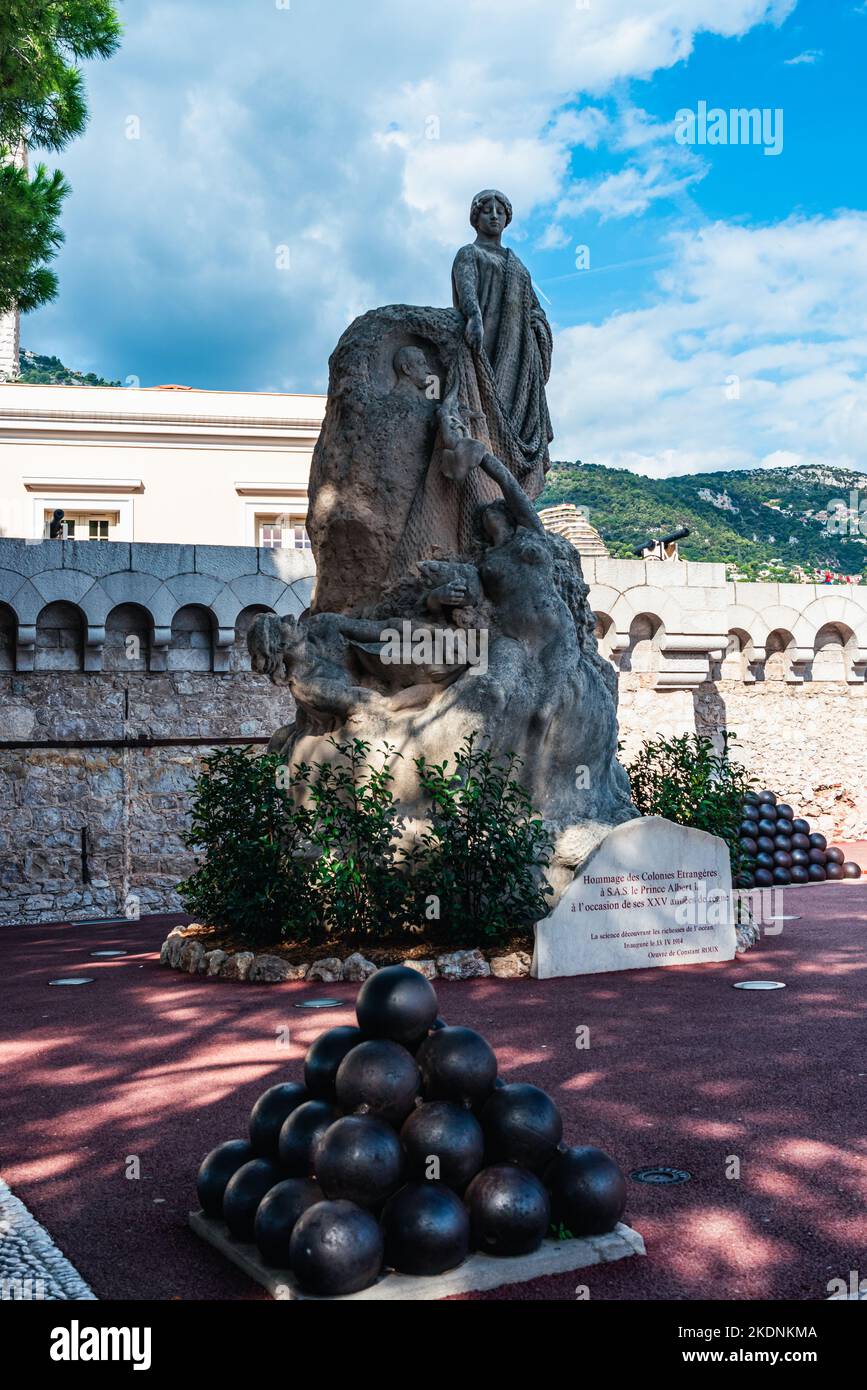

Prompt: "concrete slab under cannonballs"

[533,816,735,979]
[188,1210,645,1301]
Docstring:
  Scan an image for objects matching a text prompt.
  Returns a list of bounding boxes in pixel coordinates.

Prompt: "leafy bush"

[179,735,554,948]
[299,739,408,939]
[178,748,318,945]
[408,734,553,943]
[626,731,755,877]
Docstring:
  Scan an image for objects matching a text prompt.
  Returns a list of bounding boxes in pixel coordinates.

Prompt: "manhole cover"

[90,949,128,958]
[631,1166,691,1185]
[48,977,95,986]
[294,998,342,1009]
[733,980,786,990]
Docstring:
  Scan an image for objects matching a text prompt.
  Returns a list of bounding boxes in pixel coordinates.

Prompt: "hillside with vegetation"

[539,462,867,583]
[17,349,120,388]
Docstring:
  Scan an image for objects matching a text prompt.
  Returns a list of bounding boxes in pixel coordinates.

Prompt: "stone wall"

[0,540,310,924]
[615,675,867,843]
[2,540,867,926]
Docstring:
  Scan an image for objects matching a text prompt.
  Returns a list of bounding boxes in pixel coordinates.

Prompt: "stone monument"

[250,189,637,897]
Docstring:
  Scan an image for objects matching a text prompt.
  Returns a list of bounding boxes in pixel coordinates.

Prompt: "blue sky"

[22,0,867,476]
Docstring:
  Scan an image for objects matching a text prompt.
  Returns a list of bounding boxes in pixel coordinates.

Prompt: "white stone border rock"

[0,1177,96,1301]
[159,928,532,984]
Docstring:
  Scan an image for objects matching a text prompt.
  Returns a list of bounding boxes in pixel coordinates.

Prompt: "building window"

[46,509,118,541]
[256,514,311,550]
[259,522,283,549]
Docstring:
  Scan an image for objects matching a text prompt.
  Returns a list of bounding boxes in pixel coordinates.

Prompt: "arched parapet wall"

[0,538,316,672]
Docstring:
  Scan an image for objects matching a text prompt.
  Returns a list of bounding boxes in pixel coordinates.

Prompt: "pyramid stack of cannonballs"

[736,789,862,889]
[196,966,628,1297]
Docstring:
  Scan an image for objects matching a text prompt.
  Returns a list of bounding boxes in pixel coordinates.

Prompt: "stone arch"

[592,610,617,663]
[611,585,683,638]
[718,627,756,682]
[0,601,16,672]
[168,604,216,672]
[619,612,663,674]
[229,603,276,673]
[104,603,152,673]
[35,601,86,672]
[763,627,797,682]
[811,621,857,682]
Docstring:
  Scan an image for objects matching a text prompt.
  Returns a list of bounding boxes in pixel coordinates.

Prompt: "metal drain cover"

[631,1166,691,1185]
[294,998,341,1009]
[49,977,95,986]
[733,980,786,990]
[90,949,128,958]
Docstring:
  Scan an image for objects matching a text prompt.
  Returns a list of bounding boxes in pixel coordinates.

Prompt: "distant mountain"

[17,350,120,388]
[538,462,867,582]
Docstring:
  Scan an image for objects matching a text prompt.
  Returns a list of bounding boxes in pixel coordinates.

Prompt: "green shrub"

[407,734,553,943]
[178,747,318,944]
[178,735,554,948]
[299,739,408,938]
[626,731,755,878]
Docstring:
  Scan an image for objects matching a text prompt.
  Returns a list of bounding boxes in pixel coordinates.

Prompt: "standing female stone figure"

[451,189,553,501]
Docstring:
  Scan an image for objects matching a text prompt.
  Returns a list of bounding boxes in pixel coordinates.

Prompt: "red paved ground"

[1,882,866,1302]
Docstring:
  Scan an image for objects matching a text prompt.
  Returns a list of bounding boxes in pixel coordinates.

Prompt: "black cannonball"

[304,1026,364,1100]
[755,851,775,871]
[754,868,774,887]
[756,836,776,854]
[758,789,777,805]
[481,1083,563,1174]
[278,1099,340,1177]
[776,813,794,830]
[196,1139,254,1217]
[735,872,755,889]
[809,832,828,851]
[826,863,845,881]
[335,1038,421,1126]
[790,865,809,884]
[355,964,438,1047]
[773,850,792,869]
[401,1101,485,1192]
[222,1158,282,1242]
[791,848,810,867]
[808,847,827,866]
[739,821,759,840]
[776,803,794,820]
[465,1165,550,1257]
[289,1200,383,1296]
[254,1177,322,1266]
[415,1026,498,1108]
[315,1115,404,1208]
[744,791,761,807]
[249,1082,308,1158]
[740,837,758,858]
[772,867,791,886]
[381,1181,470,1275]
[742,803,760,821]
[792,833,811,851]
[757,817,778,837]
[431,1016,447,1031]
[825,846,845,866]
[774,833,793,851]
[843,861,862,879]
[808,864,827,883]
[792,818,810,836]
[545,1145,627,1237]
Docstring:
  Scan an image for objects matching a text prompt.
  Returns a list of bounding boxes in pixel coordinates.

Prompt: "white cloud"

[549,214,867,477]
[784,49,823,64]
[24,0,799,390]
